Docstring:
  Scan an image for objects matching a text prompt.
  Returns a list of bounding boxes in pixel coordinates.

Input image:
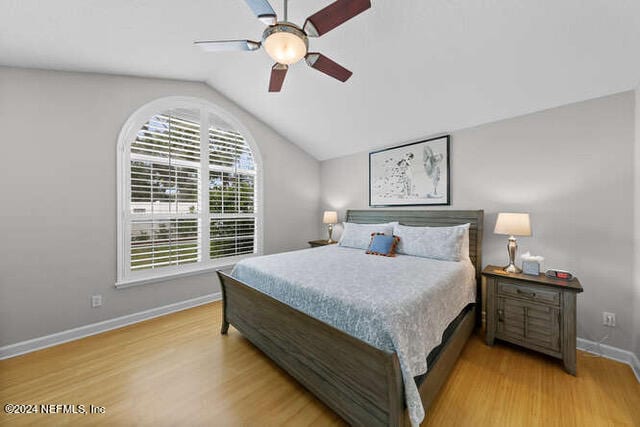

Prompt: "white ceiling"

[2,0,639,160]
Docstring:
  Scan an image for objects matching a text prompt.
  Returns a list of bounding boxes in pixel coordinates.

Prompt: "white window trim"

[116,96,264,288]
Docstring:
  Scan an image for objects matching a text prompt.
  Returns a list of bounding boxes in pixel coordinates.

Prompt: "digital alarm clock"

[545,269,574,281]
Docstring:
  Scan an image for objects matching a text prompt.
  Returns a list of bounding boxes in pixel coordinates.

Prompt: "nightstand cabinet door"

[496,297,560,354]
[496,297,525,341]
[526,303,560,352]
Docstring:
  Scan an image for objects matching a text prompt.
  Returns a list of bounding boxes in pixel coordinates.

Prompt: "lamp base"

[503,263,522,274]
[503,236,522,273]
[327,223,334,243]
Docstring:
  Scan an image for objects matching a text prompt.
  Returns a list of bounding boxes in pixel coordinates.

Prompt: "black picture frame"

[369,135,451,207]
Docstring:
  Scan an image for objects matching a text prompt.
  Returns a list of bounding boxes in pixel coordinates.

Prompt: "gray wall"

[320,92,636,352]
[634,87,640,359]
[0,67,320,346]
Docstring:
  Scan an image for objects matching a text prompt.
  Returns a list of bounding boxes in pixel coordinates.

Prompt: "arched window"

[116,97,262,287]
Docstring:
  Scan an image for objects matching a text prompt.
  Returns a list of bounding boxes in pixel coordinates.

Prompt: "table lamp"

[323,211,338,243]
[494,213,531,273]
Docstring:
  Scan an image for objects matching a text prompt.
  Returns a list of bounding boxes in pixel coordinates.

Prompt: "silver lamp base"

[503,236,522,273]
[503,262,522,274]
[327,223,334,243]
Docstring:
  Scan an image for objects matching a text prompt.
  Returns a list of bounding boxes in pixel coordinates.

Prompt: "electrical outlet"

[91,295,103,308]
[602,312,616,327]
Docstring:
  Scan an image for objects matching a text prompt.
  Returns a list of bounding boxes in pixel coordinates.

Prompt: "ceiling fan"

[194,0,371,92]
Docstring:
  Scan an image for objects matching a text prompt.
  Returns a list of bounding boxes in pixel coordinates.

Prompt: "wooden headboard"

[346,209,484,288]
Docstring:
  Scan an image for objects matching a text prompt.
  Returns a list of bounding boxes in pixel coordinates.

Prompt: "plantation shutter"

[209,127,257,259]
[120,103,259,284]
[121,103,259,286]
[129,114,201,271]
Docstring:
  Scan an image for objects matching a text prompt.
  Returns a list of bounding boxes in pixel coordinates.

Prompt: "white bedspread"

[231,245,476,426]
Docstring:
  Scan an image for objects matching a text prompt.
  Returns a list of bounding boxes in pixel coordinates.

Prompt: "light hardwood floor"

[1,301,639,426]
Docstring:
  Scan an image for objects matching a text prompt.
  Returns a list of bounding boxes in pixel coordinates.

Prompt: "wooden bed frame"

[217,209,484,426]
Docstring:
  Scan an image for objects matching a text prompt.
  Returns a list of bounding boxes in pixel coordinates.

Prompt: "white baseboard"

[0,292,221,360]
[633,354,640,383]
[577,338,640,383]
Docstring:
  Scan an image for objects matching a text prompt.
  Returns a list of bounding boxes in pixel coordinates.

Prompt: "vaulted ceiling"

[2,0,639,160]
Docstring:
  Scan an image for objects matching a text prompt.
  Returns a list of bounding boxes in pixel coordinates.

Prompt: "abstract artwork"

[369,135,450,206]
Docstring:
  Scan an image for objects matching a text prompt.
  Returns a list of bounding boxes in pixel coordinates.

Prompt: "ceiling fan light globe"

[264,31,307,65]
[262,23,308,65]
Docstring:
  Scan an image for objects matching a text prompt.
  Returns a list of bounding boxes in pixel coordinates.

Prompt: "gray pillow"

[338,222,398,250]
[393,223,469,261]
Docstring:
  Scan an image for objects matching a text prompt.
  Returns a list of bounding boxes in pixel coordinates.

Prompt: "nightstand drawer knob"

[516,289,536,298]
[497,309,504,322]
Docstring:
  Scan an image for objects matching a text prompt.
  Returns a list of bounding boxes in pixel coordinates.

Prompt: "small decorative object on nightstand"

[483,265,583,375]
[308,239,337,248]
[494,212,532,273]
[521,252,544,276]
[323,211,338,243]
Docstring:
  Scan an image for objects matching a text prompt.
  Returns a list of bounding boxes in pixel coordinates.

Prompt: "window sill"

[115,256,250,289]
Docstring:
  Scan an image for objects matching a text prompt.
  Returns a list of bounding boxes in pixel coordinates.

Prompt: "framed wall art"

[369,135,450,207]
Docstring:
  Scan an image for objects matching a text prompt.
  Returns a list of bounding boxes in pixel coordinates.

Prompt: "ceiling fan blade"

[269,63,288,92]
[194,40,261,52]
[305,53,353,82]
[303,0,371,37]
[243,0,277,25]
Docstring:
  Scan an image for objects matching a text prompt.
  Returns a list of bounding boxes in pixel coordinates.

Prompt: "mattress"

[231,245,476,426]
[416,302,474,386]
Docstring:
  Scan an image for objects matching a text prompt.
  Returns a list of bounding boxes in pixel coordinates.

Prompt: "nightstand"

[308,240,337,248]
[483,265,583,375]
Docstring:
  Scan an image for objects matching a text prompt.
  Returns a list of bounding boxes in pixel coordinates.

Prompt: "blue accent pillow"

[366,233,400,257]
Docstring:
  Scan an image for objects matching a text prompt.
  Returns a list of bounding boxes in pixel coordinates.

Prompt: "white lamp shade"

[494,213,532,236]
[323,211,338,224]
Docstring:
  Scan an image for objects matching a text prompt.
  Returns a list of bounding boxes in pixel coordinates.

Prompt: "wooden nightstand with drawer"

[483,265,583,375]
[308,239,337,248]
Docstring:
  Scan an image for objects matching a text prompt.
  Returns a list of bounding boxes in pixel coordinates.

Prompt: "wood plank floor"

[1,301,639,426]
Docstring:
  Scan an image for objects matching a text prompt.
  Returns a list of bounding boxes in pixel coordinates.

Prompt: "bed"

[217,209,484,426]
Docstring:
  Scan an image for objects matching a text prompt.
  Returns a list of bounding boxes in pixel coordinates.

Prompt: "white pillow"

[460,223,471,261]
[393,223,470,262]
[338,222,398,250]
